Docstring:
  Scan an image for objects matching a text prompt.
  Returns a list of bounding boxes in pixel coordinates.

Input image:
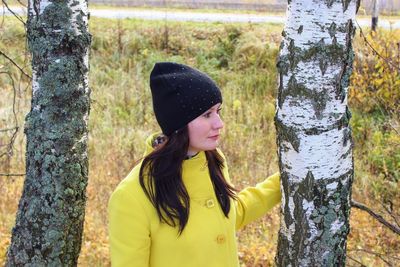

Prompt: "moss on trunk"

[6,0,90,266]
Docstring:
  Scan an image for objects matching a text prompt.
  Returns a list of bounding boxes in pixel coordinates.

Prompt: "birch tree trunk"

[275,0,359,266]
[6,0,91,265]
[372,0,379,31]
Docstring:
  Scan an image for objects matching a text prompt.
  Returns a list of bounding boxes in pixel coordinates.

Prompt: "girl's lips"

[208,135,219,140]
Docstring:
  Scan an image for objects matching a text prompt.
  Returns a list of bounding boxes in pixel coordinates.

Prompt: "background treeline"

[0,16,399,266]
[5,0,400,15]
[94,0,400,15]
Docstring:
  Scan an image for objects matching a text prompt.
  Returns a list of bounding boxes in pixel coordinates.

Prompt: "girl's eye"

[203,112,212,118]
[217,108,222,114]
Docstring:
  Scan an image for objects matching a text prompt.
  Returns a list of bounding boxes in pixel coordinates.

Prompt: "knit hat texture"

[150,62,222,136]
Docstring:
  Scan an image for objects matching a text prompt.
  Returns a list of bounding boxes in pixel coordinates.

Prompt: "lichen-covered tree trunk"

[6,0,90,265]
[275,0,359,266]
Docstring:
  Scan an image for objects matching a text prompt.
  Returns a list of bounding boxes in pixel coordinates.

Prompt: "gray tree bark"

[275,0,360,266]
[6,0,91,266]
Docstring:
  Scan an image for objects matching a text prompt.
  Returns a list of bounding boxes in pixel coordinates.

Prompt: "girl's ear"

[152,134,168,149]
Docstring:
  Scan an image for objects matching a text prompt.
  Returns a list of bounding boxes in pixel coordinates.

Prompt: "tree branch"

[349,248,400,263]
[0,71,20,159]
[0,127,18,132]
[16,0,27,8]
[0,51,31,79]
[347,254,367,267]
[351,200,400,236]
[354,19,400,71]
[1,0,26,26]
[381,201,400,227]
[0,173,25,177]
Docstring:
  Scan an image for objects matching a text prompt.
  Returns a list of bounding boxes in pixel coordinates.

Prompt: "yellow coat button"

[216,234,226,244]
[206,199,215,208]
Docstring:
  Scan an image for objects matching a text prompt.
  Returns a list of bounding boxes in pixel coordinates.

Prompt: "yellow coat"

[108,135,281,267]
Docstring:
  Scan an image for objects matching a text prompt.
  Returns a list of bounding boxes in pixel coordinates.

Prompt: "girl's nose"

[213,115,224,130]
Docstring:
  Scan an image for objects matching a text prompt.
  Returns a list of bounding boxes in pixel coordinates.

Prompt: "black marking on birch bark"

[281,75,329,120]
[6,1,91,266]
[32,0,40,17]
[332,35,338,46]
[297,25,303,34]
[71,0,80,6]
[314,21,325,31]
[342,127,352,147]
[325,0,335,8]
[276,50,289,109]
[275,117,300,152]
[282,36,346,75]
[328,22,337,38]
[340,144,352,160]
[302,38,345,66]
[298,171,315,201]
[356,0,361,13]
[280,172,294,227]
[342,0,352,12]
[335,20,355,103]
[338,106,352,129]
[287,38,301,71]
[319,58,328,76]
[277,71,284,109]
[293,193,310,263]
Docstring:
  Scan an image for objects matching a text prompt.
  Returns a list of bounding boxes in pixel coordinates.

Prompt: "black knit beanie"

[150,62,222,136]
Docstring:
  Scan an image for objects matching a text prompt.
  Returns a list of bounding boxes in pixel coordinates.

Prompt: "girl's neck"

[185,152,199,159]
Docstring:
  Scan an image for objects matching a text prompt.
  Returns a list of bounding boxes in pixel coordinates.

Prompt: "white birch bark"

[6,0,90,265]
[275,0,359,266]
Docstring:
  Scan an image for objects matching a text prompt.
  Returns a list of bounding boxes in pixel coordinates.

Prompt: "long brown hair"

[139,127,237,234]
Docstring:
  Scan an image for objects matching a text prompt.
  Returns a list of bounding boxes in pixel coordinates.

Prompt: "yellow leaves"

[233,99,242,111]
[349,28,400,115]
[374,78,384,87]
[374,61,384,74]
[141,48,149,57]
[372,130,383,145]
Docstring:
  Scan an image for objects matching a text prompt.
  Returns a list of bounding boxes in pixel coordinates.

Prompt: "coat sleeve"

[108,186,151,267]
[234,172,281,230]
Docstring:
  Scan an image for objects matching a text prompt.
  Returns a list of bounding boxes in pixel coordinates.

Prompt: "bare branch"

[0,127,18,133]
[0,173,25,177]
[351,248,400,260]
[347,255,367,267]
[387,120,400,136]
[0,71,20,159]
[381,201,400,228]
[16,0,27,8]
[355,20,400,71]
[351,200,400,236]
[0,51,32,79]
[1,0,26,26]
[349,248,400,266]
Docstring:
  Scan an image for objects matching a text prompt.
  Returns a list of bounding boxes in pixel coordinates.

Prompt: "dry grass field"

[0,16,399,266]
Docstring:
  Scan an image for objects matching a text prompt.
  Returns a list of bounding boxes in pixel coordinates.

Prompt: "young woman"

[108,62,281,267]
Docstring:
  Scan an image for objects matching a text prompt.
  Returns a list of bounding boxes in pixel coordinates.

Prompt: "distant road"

[5,6,400,29]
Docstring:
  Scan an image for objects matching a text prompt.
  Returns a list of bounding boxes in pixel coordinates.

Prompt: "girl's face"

[187,103,224,156]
